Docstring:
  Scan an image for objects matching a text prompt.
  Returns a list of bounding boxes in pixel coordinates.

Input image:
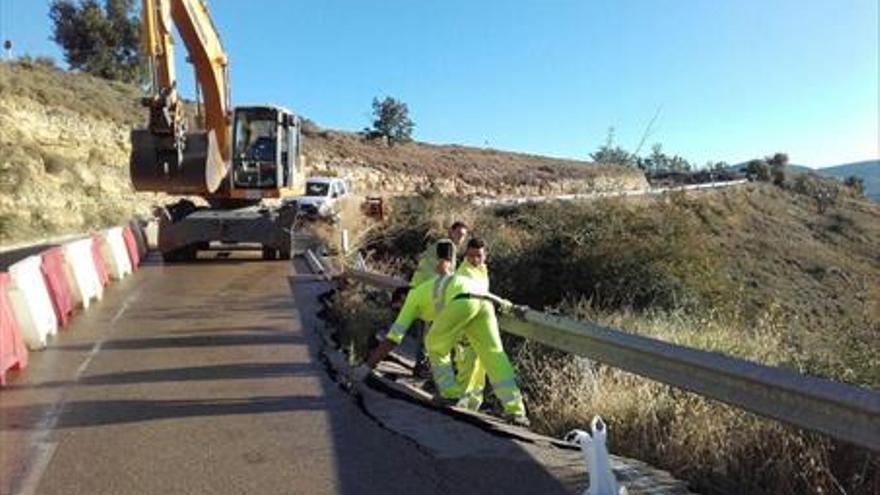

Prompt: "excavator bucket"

[130,129,227,195]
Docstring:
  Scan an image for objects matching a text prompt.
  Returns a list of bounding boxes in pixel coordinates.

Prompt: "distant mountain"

[817,160,880,202]
[728,160,879,202]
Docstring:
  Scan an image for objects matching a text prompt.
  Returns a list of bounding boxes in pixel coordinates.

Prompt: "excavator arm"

[130,0,304,261]
[131,0,231,195]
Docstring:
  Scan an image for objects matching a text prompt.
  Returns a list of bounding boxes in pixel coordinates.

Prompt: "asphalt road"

[0,251,574,495]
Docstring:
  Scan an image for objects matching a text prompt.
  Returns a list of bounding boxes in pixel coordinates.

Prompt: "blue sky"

[1,0,877,168]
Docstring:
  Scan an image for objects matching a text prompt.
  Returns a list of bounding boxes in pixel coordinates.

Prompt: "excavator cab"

[230,106,301,195]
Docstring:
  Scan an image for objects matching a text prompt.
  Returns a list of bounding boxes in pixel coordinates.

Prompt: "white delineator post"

[341,229,350,255]
[565,416,627,495]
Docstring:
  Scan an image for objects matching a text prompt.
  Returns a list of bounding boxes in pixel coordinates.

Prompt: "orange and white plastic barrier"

[6,255,59,350]
[91,235,111,286]
[128,220,149,261]
[100,227,132,280]
[0,219,151,388]
[122,225,141,270]
[0,273,28,385]
[62,237,104,309]
[40,247,75,327]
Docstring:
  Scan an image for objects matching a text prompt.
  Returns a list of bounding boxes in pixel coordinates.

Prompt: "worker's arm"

[409,250,435,286]
[475,292,512,310]
[361,286,425,369]
[477,292,530,319]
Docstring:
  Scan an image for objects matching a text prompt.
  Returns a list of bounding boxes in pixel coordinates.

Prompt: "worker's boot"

[413,358,433,379]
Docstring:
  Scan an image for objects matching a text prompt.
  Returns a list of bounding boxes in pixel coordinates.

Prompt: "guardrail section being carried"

[344,268,880,452]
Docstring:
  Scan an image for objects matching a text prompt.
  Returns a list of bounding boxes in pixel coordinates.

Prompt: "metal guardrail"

[304,249,328,277]
[344,267,880,452]
[471,179,749,207]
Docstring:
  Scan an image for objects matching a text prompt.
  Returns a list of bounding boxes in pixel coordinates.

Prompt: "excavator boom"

[130,0,230,195]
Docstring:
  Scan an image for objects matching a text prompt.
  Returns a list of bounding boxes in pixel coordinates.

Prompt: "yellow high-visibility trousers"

[425,298,525,417]
[454,341,486,411]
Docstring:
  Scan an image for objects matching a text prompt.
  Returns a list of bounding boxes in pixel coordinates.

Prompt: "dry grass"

[0,60,143,126]
[515,302,879,495]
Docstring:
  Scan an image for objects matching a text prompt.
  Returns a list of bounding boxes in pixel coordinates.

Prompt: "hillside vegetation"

[0,61,644,245]
[331,183,879,495]
[819,160,880,202]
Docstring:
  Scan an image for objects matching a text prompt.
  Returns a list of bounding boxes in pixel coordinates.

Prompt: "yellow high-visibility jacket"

[385,274,473,344]
[455,261,489,293]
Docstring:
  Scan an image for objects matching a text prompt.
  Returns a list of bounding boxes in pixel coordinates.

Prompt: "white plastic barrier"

[565,417,627,495]
[100,227,132,280]
[7,255,59,350]
[62,238,103,309]
[144,221,159,250]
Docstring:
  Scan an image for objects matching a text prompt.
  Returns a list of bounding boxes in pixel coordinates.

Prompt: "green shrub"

[483,198,731,313]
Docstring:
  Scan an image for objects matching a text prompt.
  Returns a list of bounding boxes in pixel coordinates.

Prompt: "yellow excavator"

[130,0,303,261]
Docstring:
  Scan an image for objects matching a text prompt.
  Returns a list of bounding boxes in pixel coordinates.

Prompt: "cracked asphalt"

[0,252,575,495]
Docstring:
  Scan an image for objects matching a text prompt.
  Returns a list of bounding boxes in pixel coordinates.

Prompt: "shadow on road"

[51,332,307,352]
[4,362,317,390]
[2,396,329,430]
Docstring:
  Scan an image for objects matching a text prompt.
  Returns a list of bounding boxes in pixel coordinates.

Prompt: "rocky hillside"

[0,60,156,245]
[302,126,645,196]
[0,61,645,245]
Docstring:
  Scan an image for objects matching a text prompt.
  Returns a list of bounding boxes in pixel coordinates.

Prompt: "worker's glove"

[350,364,372,382]
[496,298,514,315]
[512,304,530,321]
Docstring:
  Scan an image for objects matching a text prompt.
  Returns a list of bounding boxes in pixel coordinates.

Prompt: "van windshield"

[305,182,330,197]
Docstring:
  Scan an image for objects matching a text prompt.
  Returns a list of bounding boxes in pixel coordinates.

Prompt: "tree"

[637,143,667,172]
[844,175,865,197]
[591,127,636,168]
[745,159,771,182]
[636,143,692,173]
[49,0,141,82]
[366,96,414,145]
[767,152,788,186]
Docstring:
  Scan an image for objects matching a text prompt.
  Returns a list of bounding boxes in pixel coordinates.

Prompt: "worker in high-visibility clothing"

[357,240,457,372]
[425,273,531,427]
[407,221,468,377]
[410,221,469,286]
[453,238,490,411]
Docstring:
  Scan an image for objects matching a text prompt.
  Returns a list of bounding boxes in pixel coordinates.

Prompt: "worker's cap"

[436,240,455,261]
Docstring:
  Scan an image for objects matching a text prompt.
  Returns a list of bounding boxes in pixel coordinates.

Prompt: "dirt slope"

[303,126,646,196]
[0,60,644,245]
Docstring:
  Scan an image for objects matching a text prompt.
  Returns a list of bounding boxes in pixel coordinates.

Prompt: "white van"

[287,177,350,219]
